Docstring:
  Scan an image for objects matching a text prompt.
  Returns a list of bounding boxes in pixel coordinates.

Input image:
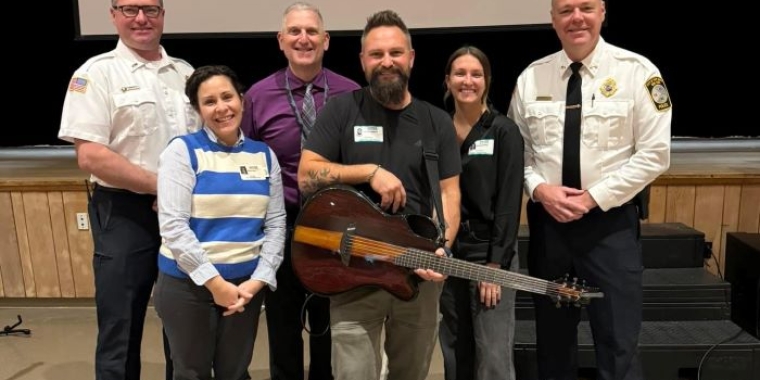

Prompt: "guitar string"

[291,226,597,301]
[345,235,592,300]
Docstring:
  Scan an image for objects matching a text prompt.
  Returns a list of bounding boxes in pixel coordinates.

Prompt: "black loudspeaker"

[725,232,760,339]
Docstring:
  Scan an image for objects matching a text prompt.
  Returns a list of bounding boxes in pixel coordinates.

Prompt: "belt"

[93,182,135,194]
[91,182,155,200]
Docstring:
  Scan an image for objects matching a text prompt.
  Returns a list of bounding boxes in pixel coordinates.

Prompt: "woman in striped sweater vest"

[154,65,287,380]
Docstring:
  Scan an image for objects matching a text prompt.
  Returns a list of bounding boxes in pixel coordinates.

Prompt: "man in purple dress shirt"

[240,2,360,380]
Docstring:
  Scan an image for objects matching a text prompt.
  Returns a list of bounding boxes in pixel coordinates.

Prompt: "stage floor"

[0,304,446,380]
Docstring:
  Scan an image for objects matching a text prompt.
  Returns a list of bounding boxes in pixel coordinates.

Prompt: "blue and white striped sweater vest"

[159,130,271,280]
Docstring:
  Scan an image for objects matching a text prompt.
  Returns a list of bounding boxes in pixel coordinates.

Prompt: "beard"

[368,66,409,106]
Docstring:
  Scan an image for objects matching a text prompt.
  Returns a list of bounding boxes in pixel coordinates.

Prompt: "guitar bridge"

[338,224,356,267]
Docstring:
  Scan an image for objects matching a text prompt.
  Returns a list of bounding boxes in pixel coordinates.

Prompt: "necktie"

[562,62,583,189]
[301,83,316,148]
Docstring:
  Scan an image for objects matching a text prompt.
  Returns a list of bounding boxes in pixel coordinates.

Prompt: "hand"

[478,263,502,308]
[369,167,406,213]
[414,247,448,282]
[566,191,598,211]
[533,183,588,223]
[224,279,264,316]
[205,277,240,314]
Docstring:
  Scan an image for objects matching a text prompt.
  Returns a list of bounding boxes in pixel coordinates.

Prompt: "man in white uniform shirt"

[58,1,199,379]
[507,1,671,379]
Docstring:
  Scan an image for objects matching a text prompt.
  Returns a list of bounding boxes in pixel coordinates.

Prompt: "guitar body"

[292,185,440,301]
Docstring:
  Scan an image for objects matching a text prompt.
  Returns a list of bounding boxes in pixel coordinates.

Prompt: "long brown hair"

[443,45,492,105]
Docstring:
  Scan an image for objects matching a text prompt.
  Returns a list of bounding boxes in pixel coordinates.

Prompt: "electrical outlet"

[76,213,89,230]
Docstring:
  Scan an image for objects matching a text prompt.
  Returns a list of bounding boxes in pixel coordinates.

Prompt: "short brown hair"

[361,10,412,49]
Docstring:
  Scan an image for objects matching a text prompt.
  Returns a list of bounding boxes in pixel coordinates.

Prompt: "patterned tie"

[562,62,583,189]
[301,83,316,148]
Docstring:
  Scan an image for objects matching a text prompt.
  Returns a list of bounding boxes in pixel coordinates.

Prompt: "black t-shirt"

[305,87,461,217]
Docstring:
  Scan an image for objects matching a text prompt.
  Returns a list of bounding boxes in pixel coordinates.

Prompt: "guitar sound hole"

[405,214,440,241]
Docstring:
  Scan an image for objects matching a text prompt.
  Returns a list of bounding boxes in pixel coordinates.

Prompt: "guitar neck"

[292,225,585,301]
[394,248,555,297]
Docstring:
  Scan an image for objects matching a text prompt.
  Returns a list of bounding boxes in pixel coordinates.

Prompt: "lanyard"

[284,71,330,131]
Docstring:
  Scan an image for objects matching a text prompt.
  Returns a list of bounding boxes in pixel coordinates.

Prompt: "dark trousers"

[89,186,172,380]
[526,201,644,380]
[265,227,332,380]
[439,237,518,380]
[154,273,264,380]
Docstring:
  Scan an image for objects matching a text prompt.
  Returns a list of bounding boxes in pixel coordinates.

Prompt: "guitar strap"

[414,99,447,247]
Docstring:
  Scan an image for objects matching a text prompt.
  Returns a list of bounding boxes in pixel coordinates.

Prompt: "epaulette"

[170,57,193,69]
[78,51,117,72]
[526,53,556,69]
[606,44,657,71]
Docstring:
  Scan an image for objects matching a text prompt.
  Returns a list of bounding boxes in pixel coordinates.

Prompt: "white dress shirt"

[508,38,671,211]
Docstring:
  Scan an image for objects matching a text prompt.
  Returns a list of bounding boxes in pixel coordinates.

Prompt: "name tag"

[468,139,494,156]
[354,126,383,142]
[239,165,268,180]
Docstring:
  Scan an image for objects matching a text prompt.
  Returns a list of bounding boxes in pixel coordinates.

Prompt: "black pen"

[592,93,595,107]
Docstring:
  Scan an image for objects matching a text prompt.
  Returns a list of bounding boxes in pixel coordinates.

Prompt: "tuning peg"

[572,277,579,287]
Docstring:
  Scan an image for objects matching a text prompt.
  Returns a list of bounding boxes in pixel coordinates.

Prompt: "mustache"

[372,66,403,77]
[368,65,409,105]
[368,66,406,80]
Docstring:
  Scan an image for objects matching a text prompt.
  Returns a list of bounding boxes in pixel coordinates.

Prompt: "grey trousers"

[439,250,518,380]
[154,273,265,380]
[329,280,443,380]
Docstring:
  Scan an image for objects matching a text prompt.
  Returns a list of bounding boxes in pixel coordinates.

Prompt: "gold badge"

[599,78,618,98]
[645,76,672,112]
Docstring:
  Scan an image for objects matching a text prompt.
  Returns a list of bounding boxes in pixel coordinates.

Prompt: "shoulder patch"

[645,76,671,111]
[68,76,89,94]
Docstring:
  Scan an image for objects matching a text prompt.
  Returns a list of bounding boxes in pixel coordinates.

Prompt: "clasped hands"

[206,277,265,316]
[534,183,598,223]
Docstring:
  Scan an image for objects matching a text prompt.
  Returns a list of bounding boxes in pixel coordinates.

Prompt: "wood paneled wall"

[1,181,758,298]
[0,187,94,298]
[518,181,760,277]
[648,183,760,276]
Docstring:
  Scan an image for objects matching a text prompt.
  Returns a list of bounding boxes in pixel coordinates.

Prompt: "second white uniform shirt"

[508,38,672,212]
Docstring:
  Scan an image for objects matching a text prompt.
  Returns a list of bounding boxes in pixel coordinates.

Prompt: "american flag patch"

[68,77,88,93]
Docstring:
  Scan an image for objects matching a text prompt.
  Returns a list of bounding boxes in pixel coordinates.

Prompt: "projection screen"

[75,0,552,37]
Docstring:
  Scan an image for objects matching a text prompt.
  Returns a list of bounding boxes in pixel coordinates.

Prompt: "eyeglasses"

[112,5,163,18]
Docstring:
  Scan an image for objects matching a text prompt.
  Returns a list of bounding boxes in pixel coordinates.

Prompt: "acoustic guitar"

[291,185,603,305]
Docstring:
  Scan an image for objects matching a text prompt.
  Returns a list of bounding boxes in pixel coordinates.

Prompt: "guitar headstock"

[552,274,604,307]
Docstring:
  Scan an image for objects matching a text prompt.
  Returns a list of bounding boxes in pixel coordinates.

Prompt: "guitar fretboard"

[394,247,556,296]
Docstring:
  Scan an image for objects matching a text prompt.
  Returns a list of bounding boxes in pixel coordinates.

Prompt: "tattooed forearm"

[300,167,341,197]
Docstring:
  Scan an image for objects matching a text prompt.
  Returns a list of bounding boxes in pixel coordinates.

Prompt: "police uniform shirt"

[59,39,200,188]
[508,38,672,211]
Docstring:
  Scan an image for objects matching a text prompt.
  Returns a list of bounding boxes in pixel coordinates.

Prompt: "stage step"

[517,223,708,269]
[515,268,731,321]
[514,320,760,380]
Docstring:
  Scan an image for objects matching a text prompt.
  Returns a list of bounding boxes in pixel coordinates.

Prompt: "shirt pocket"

[524,102,564,151]
[112,90,159,137]
[582,100,632,150]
